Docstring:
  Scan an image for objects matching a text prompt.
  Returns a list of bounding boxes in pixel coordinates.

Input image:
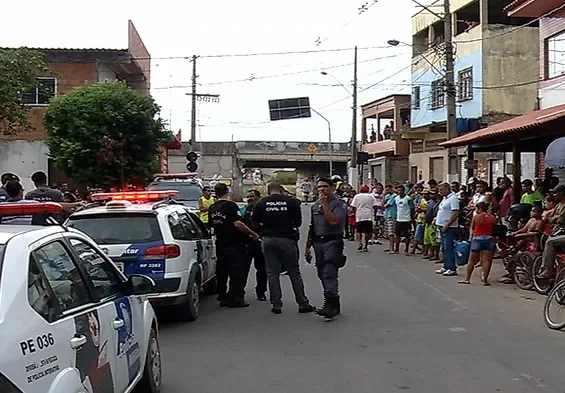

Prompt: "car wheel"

[176,270,200,322]
[202,276,218,295]
[134,328,161,393]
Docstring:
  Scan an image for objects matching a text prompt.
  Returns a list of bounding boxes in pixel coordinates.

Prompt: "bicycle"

[543,274,565,330]
[532,247,565,295]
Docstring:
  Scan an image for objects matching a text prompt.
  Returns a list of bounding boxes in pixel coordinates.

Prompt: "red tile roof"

[504,0,529,12]
[440,104,565,148]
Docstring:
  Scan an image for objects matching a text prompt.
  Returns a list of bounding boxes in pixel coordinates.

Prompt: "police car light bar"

[0,202,64,215]
[154,173,198,180]
[90,190,179,201]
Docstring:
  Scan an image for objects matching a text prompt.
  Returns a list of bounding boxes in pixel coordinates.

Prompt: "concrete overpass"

[168,141,351,197]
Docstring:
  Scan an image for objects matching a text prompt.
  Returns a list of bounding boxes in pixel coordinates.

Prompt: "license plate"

[115,262,124,273]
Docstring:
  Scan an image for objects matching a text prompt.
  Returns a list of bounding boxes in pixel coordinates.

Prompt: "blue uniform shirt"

[311,195,347,236]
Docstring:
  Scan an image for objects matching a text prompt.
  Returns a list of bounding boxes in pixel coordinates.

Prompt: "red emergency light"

[153,173,198,180]
[90,190,179,202]
[0,202,64,216]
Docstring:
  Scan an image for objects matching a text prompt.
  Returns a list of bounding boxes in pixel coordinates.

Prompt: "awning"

[439,104,565,148]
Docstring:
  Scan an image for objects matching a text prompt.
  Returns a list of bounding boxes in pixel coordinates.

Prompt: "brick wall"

[539,8,565,89]
[0,62,96,140]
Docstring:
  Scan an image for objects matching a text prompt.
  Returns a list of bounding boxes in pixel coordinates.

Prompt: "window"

[69,238,125,300]
[547,31,565,79]
[412,86,421,109]
[28,257,59,322]
[22,77,56,105]
[188,212,210,238]
[458,68,473,101]
[67,213,162,245]
[168,212,190,240]
[430,78,445,109]
[31,241,92,314]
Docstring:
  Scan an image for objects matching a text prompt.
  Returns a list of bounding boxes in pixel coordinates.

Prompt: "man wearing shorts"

[383,184,398,252]
[393,184,414,254]
[351,185,377,252]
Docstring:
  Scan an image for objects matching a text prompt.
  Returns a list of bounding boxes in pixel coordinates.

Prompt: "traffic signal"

[357,151,369,165]
[186,151,198,172]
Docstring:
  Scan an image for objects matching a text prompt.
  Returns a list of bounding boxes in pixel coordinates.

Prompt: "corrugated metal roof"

[1,46,128,52]
[504,0,529,12]
[440,104,565,148]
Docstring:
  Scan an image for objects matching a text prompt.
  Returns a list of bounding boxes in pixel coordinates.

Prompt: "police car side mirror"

[128,274,156,295]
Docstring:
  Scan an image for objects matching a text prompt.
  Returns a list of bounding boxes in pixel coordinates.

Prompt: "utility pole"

[190,55,198,150]
[350,46,359,179]
[444,0,458,181]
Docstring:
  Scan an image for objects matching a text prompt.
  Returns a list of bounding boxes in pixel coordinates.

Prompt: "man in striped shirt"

[0,180,39,225]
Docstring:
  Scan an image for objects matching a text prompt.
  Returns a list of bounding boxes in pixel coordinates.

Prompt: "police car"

[66,191,217,322]
[0,202,162,393]
[146,173,203,212]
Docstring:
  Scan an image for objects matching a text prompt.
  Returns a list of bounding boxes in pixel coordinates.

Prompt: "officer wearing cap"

[305,177,347,318]
[0,173,20,202]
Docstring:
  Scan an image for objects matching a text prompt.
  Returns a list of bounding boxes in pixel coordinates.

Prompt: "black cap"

[551,184,565,194]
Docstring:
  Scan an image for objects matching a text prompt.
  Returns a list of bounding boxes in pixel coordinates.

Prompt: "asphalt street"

[158,205,565,393]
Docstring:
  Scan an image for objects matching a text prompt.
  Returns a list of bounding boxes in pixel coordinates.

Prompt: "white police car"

[0,202,161,393]
[66,191,217,322]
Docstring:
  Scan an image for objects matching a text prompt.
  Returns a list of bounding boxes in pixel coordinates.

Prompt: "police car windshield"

[67,213,162,245]
[147,183,202,201]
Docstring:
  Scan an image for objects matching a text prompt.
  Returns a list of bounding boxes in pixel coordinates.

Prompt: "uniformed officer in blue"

[305,177,347,318]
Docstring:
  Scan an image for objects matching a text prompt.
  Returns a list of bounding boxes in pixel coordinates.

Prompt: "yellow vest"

[199,196,215,223]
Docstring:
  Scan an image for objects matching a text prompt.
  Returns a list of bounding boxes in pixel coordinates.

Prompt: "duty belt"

[313,234,342,243]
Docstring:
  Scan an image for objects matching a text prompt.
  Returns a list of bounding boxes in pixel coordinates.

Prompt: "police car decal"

[114,298,141,385]
[74,310,114,393]
[108,241,167,280]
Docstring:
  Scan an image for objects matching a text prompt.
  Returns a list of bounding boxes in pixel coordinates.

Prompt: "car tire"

[176,270,200,322]
[202,276,218,295]
[134,328,161,393]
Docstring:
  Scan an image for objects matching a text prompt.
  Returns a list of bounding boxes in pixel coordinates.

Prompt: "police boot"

[315,294,330,317]
[321,296,340,319]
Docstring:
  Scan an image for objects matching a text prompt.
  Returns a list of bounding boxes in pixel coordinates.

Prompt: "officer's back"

[253,185,301,239]
[25,171,64,225]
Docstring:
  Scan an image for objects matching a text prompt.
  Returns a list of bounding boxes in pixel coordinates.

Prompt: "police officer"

[0,173,19,202]
[240,189,268,301]
[25,171,65,225]
[252,181,316,314]
[208,183,259,308]
[305,178,347,318]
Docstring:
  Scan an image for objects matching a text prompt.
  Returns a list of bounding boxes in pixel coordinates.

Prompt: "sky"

[1,0,416,143]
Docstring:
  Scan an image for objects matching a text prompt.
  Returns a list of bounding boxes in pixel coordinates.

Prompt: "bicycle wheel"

[533,255,553,295]
[544,278,565,330]
[512,252,535,290]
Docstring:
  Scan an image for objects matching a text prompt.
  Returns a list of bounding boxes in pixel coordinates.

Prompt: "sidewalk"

[347,238,548,308]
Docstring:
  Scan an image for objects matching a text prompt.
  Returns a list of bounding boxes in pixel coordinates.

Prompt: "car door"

[65,235,144,393]
[27,238,118,393]
[187,212,216,281]
[167,211,200,277]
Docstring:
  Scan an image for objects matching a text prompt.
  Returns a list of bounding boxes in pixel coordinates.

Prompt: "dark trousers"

[216,244,251,303]
[249,242,268,295]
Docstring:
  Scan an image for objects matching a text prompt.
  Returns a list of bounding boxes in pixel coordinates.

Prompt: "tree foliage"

[0,48,48,133]
[45,82,172,188]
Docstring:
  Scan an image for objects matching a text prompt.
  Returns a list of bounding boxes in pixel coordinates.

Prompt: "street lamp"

[387,39,444,75]
[310,108,333,177]
[320,69,357,181]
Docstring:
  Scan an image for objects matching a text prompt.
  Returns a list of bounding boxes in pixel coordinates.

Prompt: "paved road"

[158,205,564,393]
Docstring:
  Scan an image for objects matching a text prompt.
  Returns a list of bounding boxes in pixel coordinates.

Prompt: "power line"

[197,45,394,59]
[315,0,382,47]
[201,53,404,86]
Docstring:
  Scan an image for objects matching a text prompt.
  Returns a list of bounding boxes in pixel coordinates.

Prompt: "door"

[410,166,418,184]
[429,157,444,182]
[29,240,117,393]
[66,236,143,393]
[187,212,216,282]
[167,211,200,278]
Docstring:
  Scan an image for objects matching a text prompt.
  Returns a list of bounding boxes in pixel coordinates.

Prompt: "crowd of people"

[339,175,565,287]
